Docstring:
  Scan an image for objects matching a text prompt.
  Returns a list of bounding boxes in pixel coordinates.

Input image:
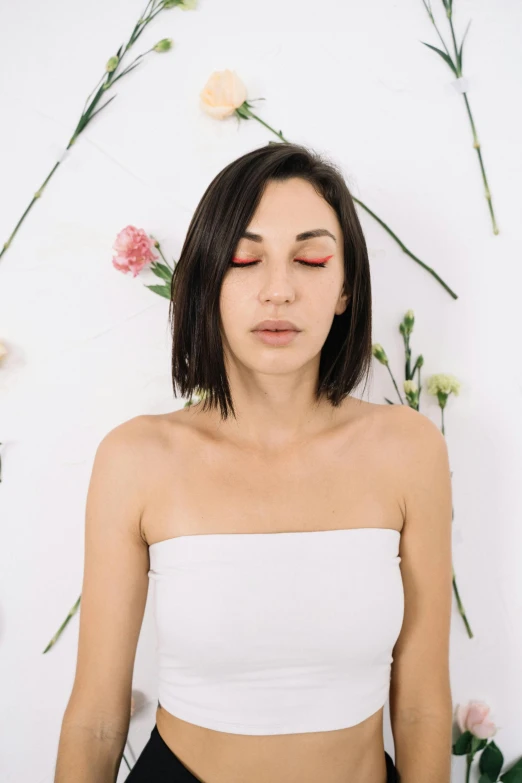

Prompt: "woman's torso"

[140,397,405,783]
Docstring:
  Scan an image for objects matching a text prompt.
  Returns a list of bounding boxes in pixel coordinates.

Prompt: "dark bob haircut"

[169,141,372,421]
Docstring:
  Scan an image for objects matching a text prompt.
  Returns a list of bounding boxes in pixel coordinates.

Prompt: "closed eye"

[230,256,332,268]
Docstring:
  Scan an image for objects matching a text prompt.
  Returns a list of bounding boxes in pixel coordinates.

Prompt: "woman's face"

[219,177,349,377]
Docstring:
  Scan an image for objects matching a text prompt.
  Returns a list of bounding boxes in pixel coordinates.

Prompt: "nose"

[258,262,296,305]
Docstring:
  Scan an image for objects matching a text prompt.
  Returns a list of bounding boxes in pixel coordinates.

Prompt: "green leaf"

[457,19,472,72]
[144,284,171,299]
[150,261,172,282]
[110,60,143,86]
[421,41,458,76]
[479,741,504,783]
[85,95,117,125]
[500,756,522,782]
[453,730,473,755]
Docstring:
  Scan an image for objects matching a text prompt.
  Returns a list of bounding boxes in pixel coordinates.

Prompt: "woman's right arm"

[54,417,152,782]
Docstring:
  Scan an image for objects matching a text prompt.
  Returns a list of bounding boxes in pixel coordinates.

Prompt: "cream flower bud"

[371,343,388,365]
[105,56,119,73]
[153,38,173,53]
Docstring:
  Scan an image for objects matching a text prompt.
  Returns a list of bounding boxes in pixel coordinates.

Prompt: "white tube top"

[148,527,404,735]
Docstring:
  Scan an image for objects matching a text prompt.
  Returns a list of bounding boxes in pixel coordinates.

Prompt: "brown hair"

[169,141,372,420]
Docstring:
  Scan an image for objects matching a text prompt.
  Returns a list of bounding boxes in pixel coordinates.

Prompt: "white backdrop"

[0,1,521,781]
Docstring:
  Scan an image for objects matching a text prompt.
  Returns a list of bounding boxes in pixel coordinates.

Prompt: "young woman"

[55,143,454,783]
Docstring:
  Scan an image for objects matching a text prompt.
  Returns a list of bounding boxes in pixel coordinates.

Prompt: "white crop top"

[148,527,404,735]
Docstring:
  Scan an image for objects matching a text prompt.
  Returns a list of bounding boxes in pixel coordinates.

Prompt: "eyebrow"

[240,228,337,243]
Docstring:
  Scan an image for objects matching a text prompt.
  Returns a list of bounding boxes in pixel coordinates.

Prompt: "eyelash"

[230,256,332,268]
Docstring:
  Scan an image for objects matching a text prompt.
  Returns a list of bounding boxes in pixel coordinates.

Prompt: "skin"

[55,178,453,783]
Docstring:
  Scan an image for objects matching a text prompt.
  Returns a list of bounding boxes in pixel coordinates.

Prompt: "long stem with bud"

[0,0,179,261]
[420,0,499,234]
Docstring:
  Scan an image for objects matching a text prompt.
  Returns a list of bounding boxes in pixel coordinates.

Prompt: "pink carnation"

[112,225,159,278]
[456,700,497,740]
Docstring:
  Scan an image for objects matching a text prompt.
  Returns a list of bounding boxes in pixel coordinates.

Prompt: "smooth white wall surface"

[0,1,521,781]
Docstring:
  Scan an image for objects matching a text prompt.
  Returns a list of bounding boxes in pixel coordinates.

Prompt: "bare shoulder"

[376,402,448,453]
[369,403,451,514]
[94,415,170,529]
[100,412,159,447]
[99,411,182,463]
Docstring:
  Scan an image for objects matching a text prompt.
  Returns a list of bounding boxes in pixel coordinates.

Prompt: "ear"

[335,286,351,316]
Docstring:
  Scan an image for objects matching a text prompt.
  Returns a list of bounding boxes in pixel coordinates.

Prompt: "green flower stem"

[422,1,453,60]
[122,751,132,771]
[42,594,81,653]
[237,103,458,300]
[465,753,472,783]
[0,0,177,261]
[453,566,473,639]
[438,405,473,639]
[461,92,499,234]
[246,112,286,141]
[386,364,404,404]
[155,244,175,272]
[352,198,458,299]
[404,334,412,380]
[421,1,499,235]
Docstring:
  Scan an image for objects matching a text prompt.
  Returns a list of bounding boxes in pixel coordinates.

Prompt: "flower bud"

[456,701,497,740]
[153,38,173,53]
[105,55,119,73]
[400,309,414,337]
[403,379,419,407]
[371,343,388,365]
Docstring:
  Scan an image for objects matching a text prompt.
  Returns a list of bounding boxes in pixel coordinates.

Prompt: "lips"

[252,320,300,332]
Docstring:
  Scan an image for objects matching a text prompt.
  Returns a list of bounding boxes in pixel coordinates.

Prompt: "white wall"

[0,1,521,781]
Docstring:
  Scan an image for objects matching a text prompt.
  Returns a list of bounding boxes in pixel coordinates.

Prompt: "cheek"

[304,278,343,316]
[219,279,252,329]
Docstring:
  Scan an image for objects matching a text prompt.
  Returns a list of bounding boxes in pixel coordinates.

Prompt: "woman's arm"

[54,417,152,783]
[388,405,454,783]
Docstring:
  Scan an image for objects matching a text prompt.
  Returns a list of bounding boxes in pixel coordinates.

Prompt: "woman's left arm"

[388,405,455,783]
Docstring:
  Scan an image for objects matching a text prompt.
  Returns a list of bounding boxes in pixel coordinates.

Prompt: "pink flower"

[456,700,498,739]
[112,225,159,278]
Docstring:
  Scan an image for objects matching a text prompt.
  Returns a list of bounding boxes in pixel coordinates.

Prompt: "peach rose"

[199,69,247,119]
[456,700,497,740]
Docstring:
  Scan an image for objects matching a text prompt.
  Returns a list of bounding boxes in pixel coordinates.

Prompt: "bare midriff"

[155,702,389,783]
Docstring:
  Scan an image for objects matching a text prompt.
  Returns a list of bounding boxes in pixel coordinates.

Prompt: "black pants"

[124,723,400,782]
